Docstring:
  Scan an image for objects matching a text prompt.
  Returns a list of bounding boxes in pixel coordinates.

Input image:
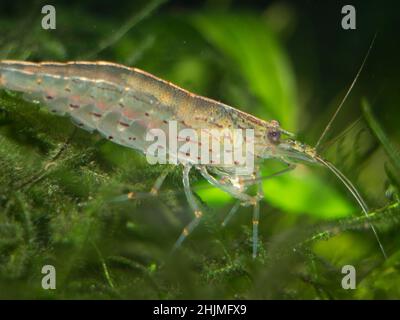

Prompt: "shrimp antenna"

[316,156,387,259]
[313,34,387,259]
[315,33,377,150]
[318,117,362,152]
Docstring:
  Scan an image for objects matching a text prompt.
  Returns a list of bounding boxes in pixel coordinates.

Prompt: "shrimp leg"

[198,166,261,256]
[172,165,204,252]
[200,165,297,257]
[221,200,241,227]
[197,166,255,203]
[150,168,170,196]
[252,171,264,258]
[221,164,296,227]
[109,167,170,203]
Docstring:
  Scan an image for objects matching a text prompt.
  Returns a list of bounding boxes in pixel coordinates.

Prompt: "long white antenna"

[317,156,387,259]
[315,33,377,150]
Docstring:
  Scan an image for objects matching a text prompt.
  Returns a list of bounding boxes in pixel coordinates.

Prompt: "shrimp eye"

[267,129,281,143]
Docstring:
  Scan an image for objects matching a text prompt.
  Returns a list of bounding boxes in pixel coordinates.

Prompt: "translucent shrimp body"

[0,60,386,258]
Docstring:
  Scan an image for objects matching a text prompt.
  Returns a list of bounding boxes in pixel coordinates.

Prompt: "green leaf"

[262,168,354,219]
[356,250,400,299]
[196,167,354,219]
[195,183,233,208]
[193,13,297,130]
[362,99,400,174]
[193,14,353,219]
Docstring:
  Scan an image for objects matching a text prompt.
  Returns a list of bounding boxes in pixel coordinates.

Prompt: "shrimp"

[0,41,386,259]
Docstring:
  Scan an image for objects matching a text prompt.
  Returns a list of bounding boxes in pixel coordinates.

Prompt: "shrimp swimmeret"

[0,58,386,259]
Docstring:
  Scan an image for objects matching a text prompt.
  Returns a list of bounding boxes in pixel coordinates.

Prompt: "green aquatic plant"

[0,0,399,299]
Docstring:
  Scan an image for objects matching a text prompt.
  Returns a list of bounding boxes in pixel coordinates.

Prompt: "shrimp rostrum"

[0,58,386,259]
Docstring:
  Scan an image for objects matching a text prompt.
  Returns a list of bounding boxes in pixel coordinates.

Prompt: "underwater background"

[0,0,399,299]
